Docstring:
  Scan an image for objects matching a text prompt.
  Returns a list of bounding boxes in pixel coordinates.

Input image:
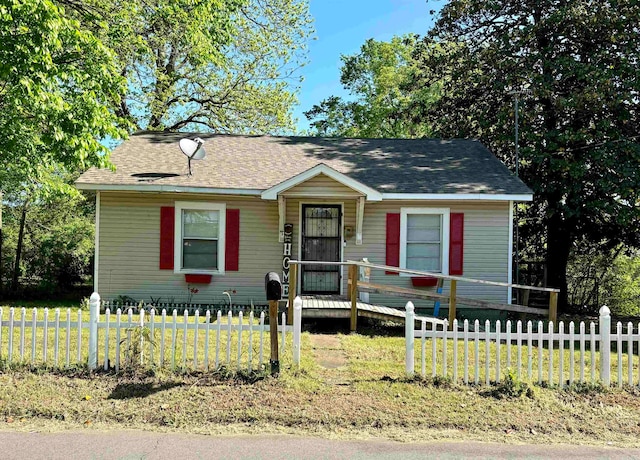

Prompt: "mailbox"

[265,272,282,301]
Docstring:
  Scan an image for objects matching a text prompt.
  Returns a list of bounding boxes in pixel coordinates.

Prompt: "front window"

[400,208,450,275]
[175,202,226,273]
[183,210,219,269]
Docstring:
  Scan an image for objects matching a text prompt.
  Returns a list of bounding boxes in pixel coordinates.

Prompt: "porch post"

[349,263,358,332]
[448,280,457,331]
[355,196,365,245]
[278,196,286,243]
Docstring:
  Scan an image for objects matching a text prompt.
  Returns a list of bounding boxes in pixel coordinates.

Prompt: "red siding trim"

[449,213,464,275]
[159,207,175,270]
[185,274,212,284]
[386,213,400,275]
[225,209,240,271]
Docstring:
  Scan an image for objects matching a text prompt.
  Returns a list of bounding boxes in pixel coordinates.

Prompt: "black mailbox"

[265,272,282,301]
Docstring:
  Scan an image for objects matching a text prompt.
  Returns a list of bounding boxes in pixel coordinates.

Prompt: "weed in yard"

[79,297,91,311]
[431,375,454,389]
[120,303,156,373]
[483,368,534,399]
[564,381,607,394]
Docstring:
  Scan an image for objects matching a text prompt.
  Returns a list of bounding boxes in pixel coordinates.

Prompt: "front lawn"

[1,331,640,447]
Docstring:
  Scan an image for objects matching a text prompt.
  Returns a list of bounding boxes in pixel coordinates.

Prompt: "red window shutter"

[159,206,175,270]
[449,213,464,275]
[386,213,400,275]
[225,209,240,271]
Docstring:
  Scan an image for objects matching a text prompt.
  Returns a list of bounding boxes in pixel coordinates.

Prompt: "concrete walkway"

[0,431,638,459]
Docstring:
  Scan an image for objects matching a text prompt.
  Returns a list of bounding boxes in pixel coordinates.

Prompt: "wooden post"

[287,263,297,325]
[269,299,279,376]
[448,279,457,331]
[349,263,358,333]
[549,291,558,325]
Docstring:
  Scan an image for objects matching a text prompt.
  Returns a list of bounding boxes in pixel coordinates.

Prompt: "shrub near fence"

[0,293,302,373]
[405,302,640,388]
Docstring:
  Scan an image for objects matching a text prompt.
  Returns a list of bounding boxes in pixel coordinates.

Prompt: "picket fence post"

[88,292,100,370]
[599,305,611,386]
[292,296,302,367]
[405,301,415,377]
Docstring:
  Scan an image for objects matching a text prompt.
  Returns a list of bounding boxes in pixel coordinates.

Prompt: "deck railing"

[287,260,560,331]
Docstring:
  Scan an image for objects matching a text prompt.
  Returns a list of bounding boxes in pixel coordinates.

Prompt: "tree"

[305,35,436,138]
[0,0,128,187]
[1,174,95,295]
[71,0,313,134]
[0,0,130,292]
[409,0,640,309]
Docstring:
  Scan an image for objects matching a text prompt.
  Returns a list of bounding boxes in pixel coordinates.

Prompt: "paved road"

[0,431,639,459]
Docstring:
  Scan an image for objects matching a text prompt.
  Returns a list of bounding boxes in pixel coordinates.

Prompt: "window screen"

[182,210,219,269]
[406,214,441,271]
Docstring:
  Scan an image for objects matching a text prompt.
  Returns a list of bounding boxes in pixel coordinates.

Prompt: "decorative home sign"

[281,223,293,299]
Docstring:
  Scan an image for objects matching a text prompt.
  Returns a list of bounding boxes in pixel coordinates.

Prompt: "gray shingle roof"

[76,132,532,195]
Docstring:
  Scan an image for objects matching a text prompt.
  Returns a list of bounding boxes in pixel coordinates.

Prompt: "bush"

[567,246,640,317]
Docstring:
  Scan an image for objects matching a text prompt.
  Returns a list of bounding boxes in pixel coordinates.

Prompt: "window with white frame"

[400,208,450,274]
[174,202,226,273]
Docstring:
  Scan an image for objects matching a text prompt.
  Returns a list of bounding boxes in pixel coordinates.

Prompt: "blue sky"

[293,0,444,133]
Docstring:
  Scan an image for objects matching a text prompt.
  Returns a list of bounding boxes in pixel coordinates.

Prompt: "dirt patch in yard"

[310,334,348,369]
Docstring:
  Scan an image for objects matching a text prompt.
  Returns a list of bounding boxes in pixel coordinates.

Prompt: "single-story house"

[76,132,532,314]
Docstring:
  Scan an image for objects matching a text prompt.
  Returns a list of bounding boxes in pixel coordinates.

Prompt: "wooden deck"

[298,295,446,326]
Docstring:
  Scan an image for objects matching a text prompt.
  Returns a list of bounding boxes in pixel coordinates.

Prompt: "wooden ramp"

[298,296,446,327]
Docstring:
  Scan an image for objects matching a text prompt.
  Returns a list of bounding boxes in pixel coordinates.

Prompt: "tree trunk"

[11,205,28,294]
[0,225,3,296]
[546,214,571,311]
[0,191,3,295]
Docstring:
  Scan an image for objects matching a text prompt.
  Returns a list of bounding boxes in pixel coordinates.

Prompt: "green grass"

[0,307,284,373]
[1,322,640,447]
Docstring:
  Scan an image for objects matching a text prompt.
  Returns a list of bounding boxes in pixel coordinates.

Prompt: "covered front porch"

[262,163,382,297]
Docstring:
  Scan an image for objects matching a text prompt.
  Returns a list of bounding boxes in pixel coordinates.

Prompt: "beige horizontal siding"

[98,193,510,316]
[98,192,281,305]
[282,173,363,197]
[345,201,510,310]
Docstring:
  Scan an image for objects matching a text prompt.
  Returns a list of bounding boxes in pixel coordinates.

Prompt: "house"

[76,132,532,314]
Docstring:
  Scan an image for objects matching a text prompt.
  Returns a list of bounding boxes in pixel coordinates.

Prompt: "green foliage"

[1,173,95,293]
[120,324,154,371]
[566,381,607,394]
[567,246,640,316]
[605,256,640,317]
[79,297,91,311]
[74,0,313,134]
[305,35,436,138]
[409,1,640,307]
[486,369,534,399]
[121,301,155,371]
[0,0,128,190]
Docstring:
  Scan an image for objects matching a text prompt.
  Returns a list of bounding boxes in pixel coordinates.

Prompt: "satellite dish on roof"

[179,137,206,176]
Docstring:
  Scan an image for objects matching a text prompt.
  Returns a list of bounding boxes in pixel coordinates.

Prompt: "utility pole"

[514,94,520,293]
[509,89,530,302]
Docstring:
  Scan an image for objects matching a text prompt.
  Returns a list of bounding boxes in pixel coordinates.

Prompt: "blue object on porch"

[433,285,443,317]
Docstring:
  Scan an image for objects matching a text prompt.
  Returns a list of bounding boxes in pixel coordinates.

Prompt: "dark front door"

[301,205,341,294]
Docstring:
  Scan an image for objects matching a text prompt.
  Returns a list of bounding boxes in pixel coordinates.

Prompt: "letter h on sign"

[281,223,293,299]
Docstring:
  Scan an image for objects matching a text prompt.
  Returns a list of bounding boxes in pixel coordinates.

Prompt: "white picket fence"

[405,303,640,387]
[0,294,303,373]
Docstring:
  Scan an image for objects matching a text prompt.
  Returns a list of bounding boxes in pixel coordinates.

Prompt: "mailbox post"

[265,272,282,376]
